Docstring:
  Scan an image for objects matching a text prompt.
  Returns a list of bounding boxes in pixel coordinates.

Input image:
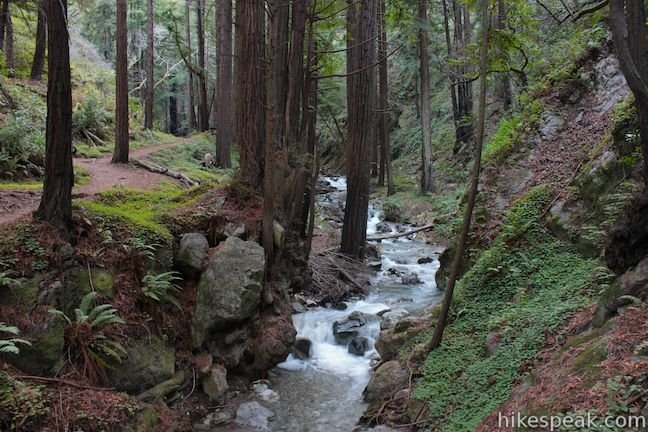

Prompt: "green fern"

[124,236,159,262]
[0,322,31,355]
[142,271,182,309]
[48,292,126,383]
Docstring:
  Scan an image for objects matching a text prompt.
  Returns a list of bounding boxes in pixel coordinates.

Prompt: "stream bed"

[266,177,443,431]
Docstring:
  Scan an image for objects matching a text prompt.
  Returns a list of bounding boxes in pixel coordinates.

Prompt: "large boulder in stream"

[332,311,373,344]
[192,237,265,347]
[348,336,370,356]
[235,401,275,430]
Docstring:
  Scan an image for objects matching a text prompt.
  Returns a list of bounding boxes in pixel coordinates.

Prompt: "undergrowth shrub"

[0,322,31,355]
[0,112,45,173]
[72,95,113,141]
[142,271,182,309]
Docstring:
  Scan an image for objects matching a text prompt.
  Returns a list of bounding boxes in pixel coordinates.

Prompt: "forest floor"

[0,138,193,226]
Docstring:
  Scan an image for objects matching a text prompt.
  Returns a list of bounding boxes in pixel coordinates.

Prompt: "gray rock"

[10,316,64,375]
[380,309,410,330]
[363,360,408,402]
[291,302,307,314]
[417,257,434,264]
[193,411,232,430]
[375,222,391,233]
[253,382,280,403]
[401,272,423,285]
[109,337,175,394]
[202,364,228,402]
[192,237,265,347]
[485,331,501,358]
[175,233,209,276]
[594,257,648,326]
[539,113,565,140]
[235,401,275,430]
[224,222,247,239]
[293,337,311,360]
[333,311,370,344]
[348,336,370,356]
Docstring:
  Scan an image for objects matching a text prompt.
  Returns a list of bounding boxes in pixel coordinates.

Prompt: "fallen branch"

[12,375,115,391]
[367,223,434,241]
[572,0,609,21]
[131,157,199,187]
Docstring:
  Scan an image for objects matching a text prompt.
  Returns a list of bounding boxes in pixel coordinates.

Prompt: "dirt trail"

[0,138,190,227]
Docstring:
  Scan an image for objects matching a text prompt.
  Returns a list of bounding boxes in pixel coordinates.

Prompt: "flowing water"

[267,177,443,431]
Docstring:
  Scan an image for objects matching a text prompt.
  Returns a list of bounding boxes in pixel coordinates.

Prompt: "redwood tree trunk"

[235,0,265,189]
[185,0,196,131]
[113,0,129,163]
[144,0,154,129]
[378,0,394,196]
[285,0,307,150]
[30,2,46,80]
[0,0,7,51]
[419,0,435,193]
[215,0,233,167]
[341,0,377,259]
[35,0,73,234]
[196,0,208,131]
[4,2,13,77]
[169,81,178,135]
[454,1,474,148]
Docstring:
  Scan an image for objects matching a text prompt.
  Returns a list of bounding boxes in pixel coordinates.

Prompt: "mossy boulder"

[62,267,115,314]
[109,337,175,394]
[10,317,64,376]
[594,256,648,327]
[175,233,209,276]
[0,275,42,309]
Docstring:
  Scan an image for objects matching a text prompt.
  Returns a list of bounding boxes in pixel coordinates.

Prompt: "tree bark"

[285,0,308,150]
[30,2,46,81]
[496,0,512,109]
[196,0,208,131]
[144,0,154,129]
[185,0,196,131]
[429,0,490,350]
[442,0,460,137]
[0,0,6,51]
[113,0,129,163]
[4,0,13,77]
[215,0,233,167]
[235,0,265,189]
[419,0,435,193]
[609,0,648,182]
[35,0,73,235]
[169,80,178,135]
[453,1,474,148]
[378,0,394,196]
[340,0,377,259]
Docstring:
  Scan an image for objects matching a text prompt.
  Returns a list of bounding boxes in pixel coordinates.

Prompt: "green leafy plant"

[141,271,182,309]
[48,292,126,384]
[0,323,31,355]
[0,112,45,174]
[72,95,113,142]
[124,236,159,262]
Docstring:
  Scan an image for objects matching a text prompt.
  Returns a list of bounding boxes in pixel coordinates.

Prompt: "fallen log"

[131,157,199,187]
[367,223,434,241]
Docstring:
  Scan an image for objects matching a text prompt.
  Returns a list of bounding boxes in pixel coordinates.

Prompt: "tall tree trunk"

[419,0,435,193]
[0,0,7,51]
[30,2,46,81]
[144,0,154,129]
[196,0,208,131]
[4,2,13,77]
[285,0,307,150]
[236,0,264,189]
[169,80,178,135]
[340,0,377,259]
[113,0,129,163]
[185,0,196,131]
[216,0,233,167]
[35,0,73,235]
[496,0,512,108]
[442,0,460,137]
[299,16,315,154]
[429,0,490,350]
[454,1,474,148]
[378,0,394,196]
[610,0,648,182]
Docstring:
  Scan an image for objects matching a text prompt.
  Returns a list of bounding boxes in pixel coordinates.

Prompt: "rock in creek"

[253,381,280,403]
[193,411,232,430]
[417,256,434,264]
[401,272,423,285]
[380,309,410,330]
[192,237,265,347]
[348,336,370,356]
[293,337,312,360]
[375,222,391,233]
[291,302,307,314]
[201,364,228,402]
[235,401,275,430]
[333,311,373,344]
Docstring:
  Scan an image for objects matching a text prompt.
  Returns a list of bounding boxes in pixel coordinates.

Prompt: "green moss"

[571,339,608,377]
[0,372,49,430]
[13,319,65,375]
[0,274,41,309]
[76,183,205,242]
[0,182,42,190]
[412,187,601,431]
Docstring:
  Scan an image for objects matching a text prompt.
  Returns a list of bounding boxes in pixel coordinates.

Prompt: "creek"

[267,177,443,431]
